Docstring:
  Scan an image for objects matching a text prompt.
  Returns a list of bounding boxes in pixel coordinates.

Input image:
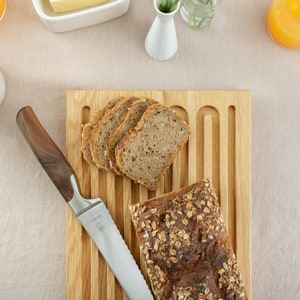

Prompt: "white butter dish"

[32,0,130,33]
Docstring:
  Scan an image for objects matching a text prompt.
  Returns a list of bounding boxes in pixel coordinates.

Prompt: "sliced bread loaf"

[115,104,191,190]
[107,97,158,175]
[90,96,140,172]
[81,97,122,166]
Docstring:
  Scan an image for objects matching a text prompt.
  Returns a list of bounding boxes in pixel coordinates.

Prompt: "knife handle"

[17,106,75,202]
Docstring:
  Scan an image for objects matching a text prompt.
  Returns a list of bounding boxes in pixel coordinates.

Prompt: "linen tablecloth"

[0,0,299,299]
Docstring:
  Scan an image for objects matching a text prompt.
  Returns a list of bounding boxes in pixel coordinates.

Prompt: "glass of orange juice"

[0,0,5,21]
[267,0,300,48]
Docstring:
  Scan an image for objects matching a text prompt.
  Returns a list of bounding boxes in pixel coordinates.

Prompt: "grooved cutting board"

[66,90,251,300]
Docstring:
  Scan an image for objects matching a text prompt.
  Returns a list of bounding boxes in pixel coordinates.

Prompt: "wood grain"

[16,106,75,202]
[66,90,252,300]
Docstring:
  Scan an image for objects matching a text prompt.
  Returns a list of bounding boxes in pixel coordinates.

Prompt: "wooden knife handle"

[16,106,75,202]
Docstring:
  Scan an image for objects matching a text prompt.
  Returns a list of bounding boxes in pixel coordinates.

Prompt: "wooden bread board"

[66,90,251,300]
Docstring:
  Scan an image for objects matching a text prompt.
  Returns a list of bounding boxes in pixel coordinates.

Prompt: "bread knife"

[16,106,153,300]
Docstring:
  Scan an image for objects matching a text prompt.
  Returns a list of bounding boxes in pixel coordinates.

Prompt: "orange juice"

[267,0,300,48]
[0,0,5,21]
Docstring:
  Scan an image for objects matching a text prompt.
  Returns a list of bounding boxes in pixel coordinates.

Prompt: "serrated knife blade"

[16,106,153,300]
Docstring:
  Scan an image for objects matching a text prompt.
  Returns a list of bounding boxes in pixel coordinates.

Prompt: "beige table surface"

[0,0,299,299]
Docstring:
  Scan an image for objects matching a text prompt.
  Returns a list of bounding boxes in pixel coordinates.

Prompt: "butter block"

[49,0,109,13]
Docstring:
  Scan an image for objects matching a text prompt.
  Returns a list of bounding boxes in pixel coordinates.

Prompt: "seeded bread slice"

[81,97,122,166]
[129,180,248,300]
[107,98,159,175]
[90,96,140,172]
[115,104,191,190]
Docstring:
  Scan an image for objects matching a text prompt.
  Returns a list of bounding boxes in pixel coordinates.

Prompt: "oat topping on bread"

[129,180,248,300]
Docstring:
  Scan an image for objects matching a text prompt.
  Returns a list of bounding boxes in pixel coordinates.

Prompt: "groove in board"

[66,90,251,300]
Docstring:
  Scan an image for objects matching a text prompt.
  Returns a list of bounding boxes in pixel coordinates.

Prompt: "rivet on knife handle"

[16,106,75,202]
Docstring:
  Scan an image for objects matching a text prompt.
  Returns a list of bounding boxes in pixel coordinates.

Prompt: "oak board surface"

[66,90,251,299]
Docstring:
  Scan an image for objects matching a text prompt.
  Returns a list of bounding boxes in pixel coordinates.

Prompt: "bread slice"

[115,104,190,190]
[129,180,248,300]
[81,97,122,166]
[90,96,140,172]
[107,98,158,175]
